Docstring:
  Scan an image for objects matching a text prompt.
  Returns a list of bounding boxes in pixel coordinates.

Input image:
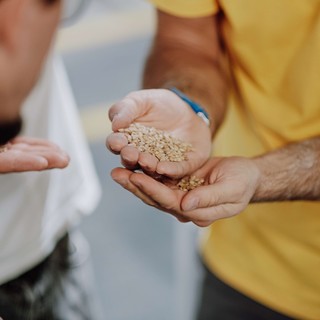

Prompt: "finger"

[138,152,158,174]
[156,161,189,179]
[109,94,147,131]
[112,168,192,222]
[9,143,65,155]
[129,172,183,212]
[130,175,192,223]
[192,220,213,228]
[11,136,61,150]
[106,133,128,154]
[120,145,140,170]
[176,216,191,223]
[0,152,49,172]
[156,151,204,179]
[111,168,159,207]
[192,157,222,179]
[181,182,233,211]
[33,150,70,169]
[187,203,242,225]
[6,144,70,169]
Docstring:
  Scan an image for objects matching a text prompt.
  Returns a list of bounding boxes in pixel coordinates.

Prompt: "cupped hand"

[106,89,212,179]
[111,157,261,227]
[0,137,70,173]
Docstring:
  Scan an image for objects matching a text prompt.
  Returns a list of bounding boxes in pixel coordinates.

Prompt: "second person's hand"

[0,137,70,173]
[111,156,260,227]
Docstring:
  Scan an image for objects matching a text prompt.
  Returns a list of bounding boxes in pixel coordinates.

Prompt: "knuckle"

[199,193,218,208]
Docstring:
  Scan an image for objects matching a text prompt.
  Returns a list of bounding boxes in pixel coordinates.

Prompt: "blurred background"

[56,1,203,319]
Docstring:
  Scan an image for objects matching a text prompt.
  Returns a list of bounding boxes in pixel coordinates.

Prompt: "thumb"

[109,92,149,132]
[181,182,230,211]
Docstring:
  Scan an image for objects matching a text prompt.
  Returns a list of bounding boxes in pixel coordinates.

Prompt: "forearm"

[143,12,229,135]
[252,136,320,202]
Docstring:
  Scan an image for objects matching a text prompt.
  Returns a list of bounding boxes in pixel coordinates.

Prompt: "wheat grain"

[177,176,205,191]
[119,123,192,162]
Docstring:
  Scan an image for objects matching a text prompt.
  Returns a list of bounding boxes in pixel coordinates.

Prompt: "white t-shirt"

[0,50,101,283]
[62,0,88,23]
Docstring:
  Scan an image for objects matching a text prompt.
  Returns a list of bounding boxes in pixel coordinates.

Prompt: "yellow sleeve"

[147,0,219,17]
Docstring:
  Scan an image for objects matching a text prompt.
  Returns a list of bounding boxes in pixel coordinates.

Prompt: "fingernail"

[184,198,199,211]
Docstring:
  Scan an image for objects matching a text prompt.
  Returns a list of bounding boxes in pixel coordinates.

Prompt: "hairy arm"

[144,11,320,204]
[112,137,320,227]
[107,10,229,177]
[253,136,320,202]
[143,10,229,134]
[110,10,320,226]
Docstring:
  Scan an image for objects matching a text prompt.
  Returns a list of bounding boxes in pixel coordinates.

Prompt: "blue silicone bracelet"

[170,87,210,126]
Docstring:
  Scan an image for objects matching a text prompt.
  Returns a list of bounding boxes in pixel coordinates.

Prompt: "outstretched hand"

[0,137,69,173]
[111,157,260,227]
[106,89,212,179]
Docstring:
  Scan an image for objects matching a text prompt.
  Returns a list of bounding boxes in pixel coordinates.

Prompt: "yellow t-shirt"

[149,1,320,319]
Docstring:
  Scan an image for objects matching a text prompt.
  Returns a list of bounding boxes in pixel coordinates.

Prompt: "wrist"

[233,156,262,204]
[250,159,265,203]
[250,156,270,203]
[169,87,211,127]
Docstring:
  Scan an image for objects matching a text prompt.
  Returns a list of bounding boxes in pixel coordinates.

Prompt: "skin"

[111,157,259,227]
[108,9,320,227]
[107,11,228,178]
[107,89,212,178]
[0,137,70,173]
[112,136,320,227]
[0,0,62,121]
[0,0,70,173]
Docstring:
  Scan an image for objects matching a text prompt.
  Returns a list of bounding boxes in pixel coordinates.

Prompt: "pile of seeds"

[119,123,192,162]
[177,176,205,191]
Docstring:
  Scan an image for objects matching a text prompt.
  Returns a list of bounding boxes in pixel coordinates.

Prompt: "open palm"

[0,137,69,173]
[107,89,212,179]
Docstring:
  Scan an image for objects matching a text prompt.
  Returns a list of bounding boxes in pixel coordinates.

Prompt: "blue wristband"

[169,87,210,126]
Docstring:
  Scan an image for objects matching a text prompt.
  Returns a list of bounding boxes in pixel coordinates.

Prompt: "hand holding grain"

[111,157,260,227]
[106,89,212,179]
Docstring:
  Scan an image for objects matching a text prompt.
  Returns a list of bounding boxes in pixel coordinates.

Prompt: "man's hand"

[0,0,61,121]
[111,157,260,227]
[106,89,212,179]
[0,137,69,173]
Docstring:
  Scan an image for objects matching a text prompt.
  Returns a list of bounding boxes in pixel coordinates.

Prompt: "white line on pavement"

[57,8,155,54]
[80,102,114,142]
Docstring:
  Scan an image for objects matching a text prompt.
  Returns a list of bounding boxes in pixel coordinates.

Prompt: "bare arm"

[107,10,229,177]
[143,10,229,134]
[109,10,320,226]
[142,11,320,205]
[111,136,320,227]
[253,136,320,202]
